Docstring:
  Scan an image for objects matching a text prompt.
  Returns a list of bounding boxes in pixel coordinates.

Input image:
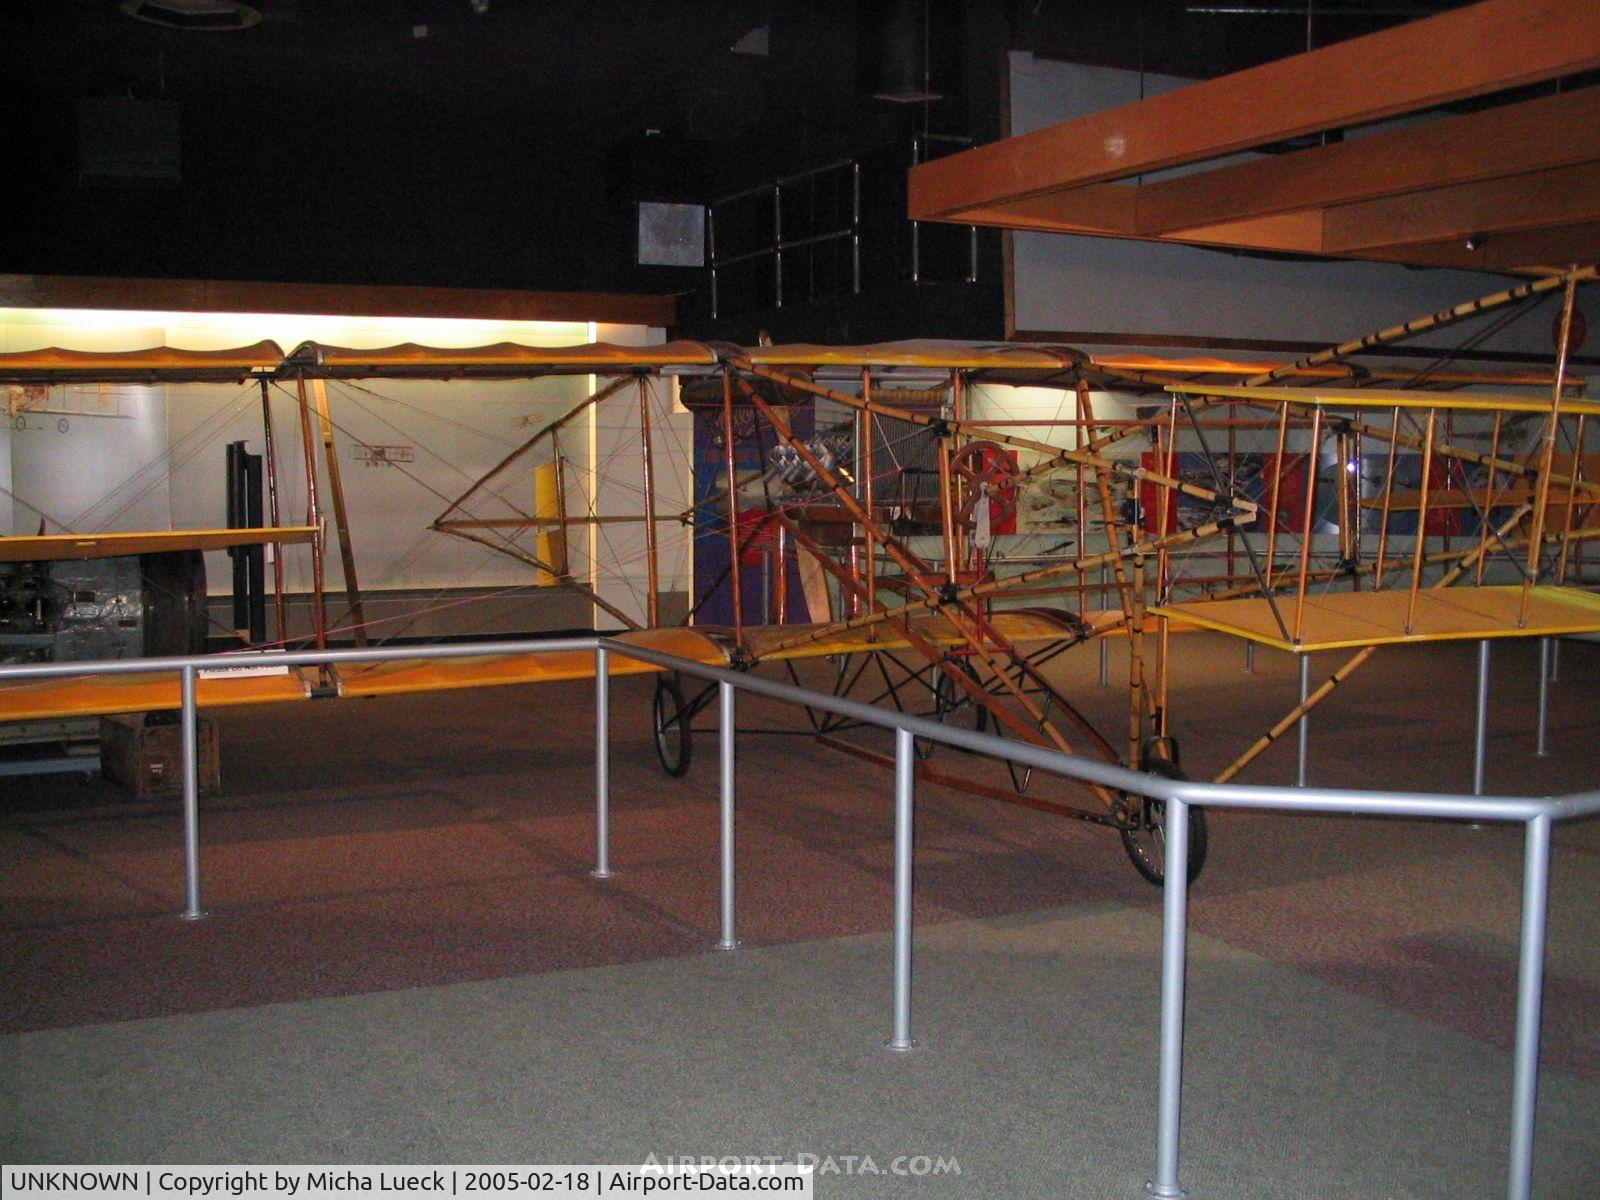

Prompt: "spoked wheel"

[915,660,989,759]
[1120,754,1208,886]
[652,674,692,777]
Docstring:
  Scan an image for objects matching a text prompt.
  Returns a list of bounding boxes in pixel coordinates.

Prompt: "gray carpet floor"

[7,904,1599,1198]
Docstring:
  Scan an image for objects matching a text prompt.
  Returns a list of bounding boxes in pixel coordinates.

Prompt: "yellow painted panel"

[308,340,718,371]
[336,628,729,698]
[0,341,284,380]
[1165,382,1600,417]
[742,609,1092,661]
[744,342,1079,370]
[0,671,309,722]
[0,526,319,563]
[1152,585,1600,653]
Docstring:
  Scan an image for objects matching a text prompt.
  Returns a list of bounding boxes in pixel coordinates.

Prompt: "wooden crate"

[99,713,221,799]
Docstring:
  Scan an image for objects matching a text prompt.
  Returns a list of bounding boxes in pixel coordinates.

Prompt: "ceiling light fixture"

[119,0,263,31]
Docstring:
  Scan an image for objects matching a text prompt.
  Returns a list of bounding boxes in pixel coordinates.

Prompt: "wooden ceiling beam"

[1351,221,1600,273]
[949,184,1139,236]
[0,274,676,327]
[909,0,1600,221]
[1136,85,1600,236]
[1323,161,1600,253]
[1164,211,1327,254]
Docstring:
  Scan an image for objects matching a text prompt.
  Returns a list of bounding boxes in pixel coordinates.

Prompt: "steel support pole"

[1244,642,1255,675]
[717,680,740,950]
[1297,654,1311,787]
[1474,639,1492,796]
[1551,637,1561,682]
[887,727,917,1052]
[591,646,613,880]
[1536,638,1551,758]
[1507,814,1552,1200]
[1147,798,1190,1200]
[180,665,205,921]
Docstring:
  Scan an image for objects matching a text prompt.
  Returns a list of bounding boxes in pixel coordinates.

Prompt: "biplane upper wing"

[1163,382,1600,416]
[299,340,722,377]
[0,341,285,383]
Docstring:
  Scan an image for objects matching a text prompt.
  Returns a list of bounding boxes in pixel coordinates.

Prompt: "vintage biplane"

[0,264,1595,884]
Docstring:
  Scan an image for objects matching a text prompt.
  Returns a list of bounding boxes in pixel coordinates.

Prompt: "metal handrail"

[2,633,1589,1200]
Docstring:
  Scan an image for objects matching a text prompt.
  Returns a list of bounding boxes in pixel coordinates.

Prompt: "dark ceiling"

[1,0,1476,305]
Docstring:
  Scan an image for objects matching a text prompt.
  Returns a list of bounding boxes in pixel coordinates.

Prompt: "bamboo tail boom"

[1213,646,1379,784]
[1246,263,1598,387]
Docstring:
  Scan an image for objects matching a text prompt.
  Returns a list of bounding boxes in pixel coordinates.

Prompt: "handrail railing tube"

[8,632,1592,1200]
[0,636,604,681]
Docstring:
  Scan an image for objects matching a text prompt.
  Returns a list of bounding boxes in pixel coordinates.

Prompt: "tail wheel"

[1120,753,1208,886]
[652,675,692,777]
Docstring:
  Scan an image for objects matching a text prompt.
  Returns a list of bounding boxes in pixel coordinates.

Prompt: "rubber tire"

[652,675,692,778]
[1120,757,1209,887]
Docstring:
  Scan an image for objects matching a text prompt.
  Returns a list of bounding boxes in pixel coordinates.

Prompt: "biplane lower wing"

[0,670,313,724]
[0,610,1097,722]
[1152,586,1600,653]
[739,608,1097,661]
[0,526,319,563]
[336,628,730,698]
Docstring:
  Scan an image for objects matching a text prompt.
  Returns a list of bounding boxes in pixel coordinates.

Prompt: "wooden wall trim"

[0,274,675,329]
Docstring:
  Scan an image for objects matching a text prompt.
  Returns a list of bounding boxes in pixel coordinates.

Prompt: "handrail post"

[1508,814,1552,1200]
[887,727,917,1051]
[1474,639,1492,795]
[1297,654,1311,787]
[716,680,740,950]
[591,646,613,880]
[1147,797,1190,1199]
[180,664,206,921]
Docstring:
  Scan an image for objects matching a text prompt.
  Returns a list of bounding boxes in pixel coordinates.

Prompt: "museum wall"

[0,309,689,635]
[1005,53,1558,358]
